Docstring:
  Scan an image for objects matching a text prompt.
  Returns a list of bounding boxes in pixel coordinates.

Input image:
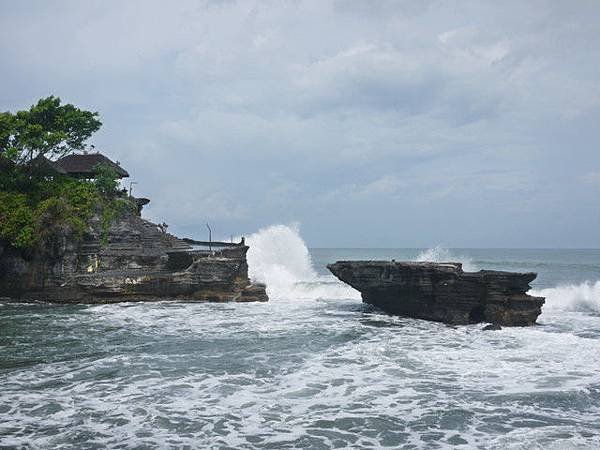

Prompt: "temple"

[55,152,129,179]
[23,152,129,180]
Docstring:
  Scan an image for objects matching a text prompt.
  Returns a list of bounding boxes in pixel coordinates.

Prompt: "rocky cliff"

[0,200,267,303]
[328,261,544,326]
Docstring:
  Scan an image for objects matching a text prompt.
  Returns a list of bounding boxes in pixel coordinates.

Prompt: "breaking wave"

[532,281,600,313]
[246,224,359,301]
[415,246,478,272]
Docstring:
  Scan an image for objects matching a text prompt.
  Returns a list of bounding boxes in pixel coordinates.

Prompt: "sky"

[1,0,599,248]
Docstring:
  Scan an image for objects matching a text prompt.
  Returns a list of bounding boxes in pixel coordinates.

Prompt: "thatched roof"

[25,154,68,175]
[56,153,129,178]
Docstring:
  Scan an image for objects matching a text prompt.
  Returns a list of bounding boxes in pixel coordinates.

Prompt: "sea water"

[1,225,599,449]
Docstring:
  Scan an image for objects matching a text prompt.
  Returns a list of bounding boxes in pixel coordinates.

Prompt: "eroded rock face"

[0,204,267,304]
[327,261,544,326]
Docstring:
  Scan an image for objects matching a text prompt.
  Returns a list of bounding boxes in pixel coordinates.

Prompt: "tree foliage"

[0,96,102,164]
[0,192,35,248]
[0,96,136,251]
[92,163,120,196]
[0,178,99,249]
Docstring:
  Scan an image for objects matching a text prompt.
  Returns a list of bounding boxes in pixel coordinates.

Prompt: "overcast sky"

[1,0,599,247]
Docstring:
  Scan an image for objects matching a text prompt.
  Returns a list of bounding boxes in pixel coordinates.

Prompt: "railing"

[181,238,245,248]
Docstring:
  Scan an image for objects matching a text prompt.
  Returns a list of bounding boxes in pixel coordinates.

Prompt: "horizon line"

[308,247,600,250]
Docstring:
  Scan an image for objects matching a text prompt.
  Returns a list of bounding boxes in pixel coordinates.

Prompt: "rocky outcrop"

[0,201,267,304]
[328,261,544,326]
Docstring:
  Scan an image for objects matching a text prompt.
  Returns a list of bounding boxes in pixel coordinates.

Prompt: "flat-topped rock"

[328,261,544,326]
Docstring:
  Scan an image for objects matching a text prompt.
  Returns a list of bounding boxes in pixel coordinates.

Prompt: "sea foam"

[532,281,600,313]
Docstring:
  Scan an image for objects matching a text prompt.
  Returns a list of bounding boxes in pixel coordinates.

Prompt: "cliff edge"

[0,200,267,304]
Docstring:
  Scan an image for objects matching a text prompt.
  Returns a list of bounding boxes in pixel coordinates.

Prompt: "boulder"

[327,261,544,326]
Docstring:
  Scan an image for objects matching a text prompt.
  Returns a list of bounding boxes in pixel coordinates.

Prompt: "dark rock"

[482,323,502,331]
[0,201,267,304]
[327,261,544,326]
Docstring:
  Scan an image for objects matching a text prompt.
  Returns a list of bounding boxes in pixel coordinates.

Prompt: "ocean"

[1,224,600,449]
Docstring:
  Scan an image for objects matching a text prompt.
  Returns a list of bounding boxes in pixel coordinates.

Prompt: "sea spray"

[246,223,316,285]
[532,281,600,313]
[246,224,359,301]
[415,246,478,272]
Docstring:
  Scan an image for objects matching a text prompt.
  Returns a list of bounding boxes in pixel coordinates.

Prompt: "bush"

[32,195,99,255]
[0,164,134,251]
[0,159,27,192]
[0,192,35,248]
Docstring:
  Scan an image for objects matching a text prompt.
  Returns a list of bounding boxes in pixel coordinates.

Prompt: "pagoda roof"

[56,153,129,178]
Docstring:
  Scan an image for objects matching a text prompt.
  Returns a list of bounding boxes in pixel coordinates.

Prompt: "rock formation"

[0,200,267,304]
[328,261,544,326]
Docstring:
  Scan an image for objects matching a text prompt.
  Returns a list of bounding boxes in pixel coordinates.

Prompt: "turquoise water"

[1,235,600,448]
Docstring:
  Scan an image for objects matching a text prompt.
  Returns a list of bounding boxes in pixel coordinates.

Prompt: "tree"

[0,96,102,164]
[92,163,119,196]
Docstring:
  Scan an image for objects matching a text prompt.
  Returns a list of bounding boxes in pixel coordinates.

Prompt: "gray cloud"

[1,0,599,247]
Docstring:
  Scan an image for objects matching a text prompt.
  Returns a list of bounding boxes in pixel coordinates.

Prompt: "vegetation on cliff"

[0,97,130,251]
[0,95,101,164]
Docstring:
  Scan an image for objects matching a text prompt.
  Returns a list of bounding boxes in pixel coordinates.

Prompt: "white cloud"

[1,0,599,246]
[583,172,600,186]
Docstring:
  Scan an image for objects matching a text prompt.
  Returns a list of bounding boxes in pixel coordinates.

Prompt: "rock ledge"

[328,261,544,326]
[0,204,267,304]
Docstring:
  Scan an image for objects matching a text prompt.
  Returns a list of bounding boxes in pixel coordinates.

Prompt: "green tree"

[92,163,119,196]
[0,96,102,164]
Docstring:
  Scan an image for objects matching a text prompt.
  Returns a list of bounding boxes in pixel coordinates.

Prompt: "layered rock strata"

[328,261,544,326]
[0,203,267,304]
